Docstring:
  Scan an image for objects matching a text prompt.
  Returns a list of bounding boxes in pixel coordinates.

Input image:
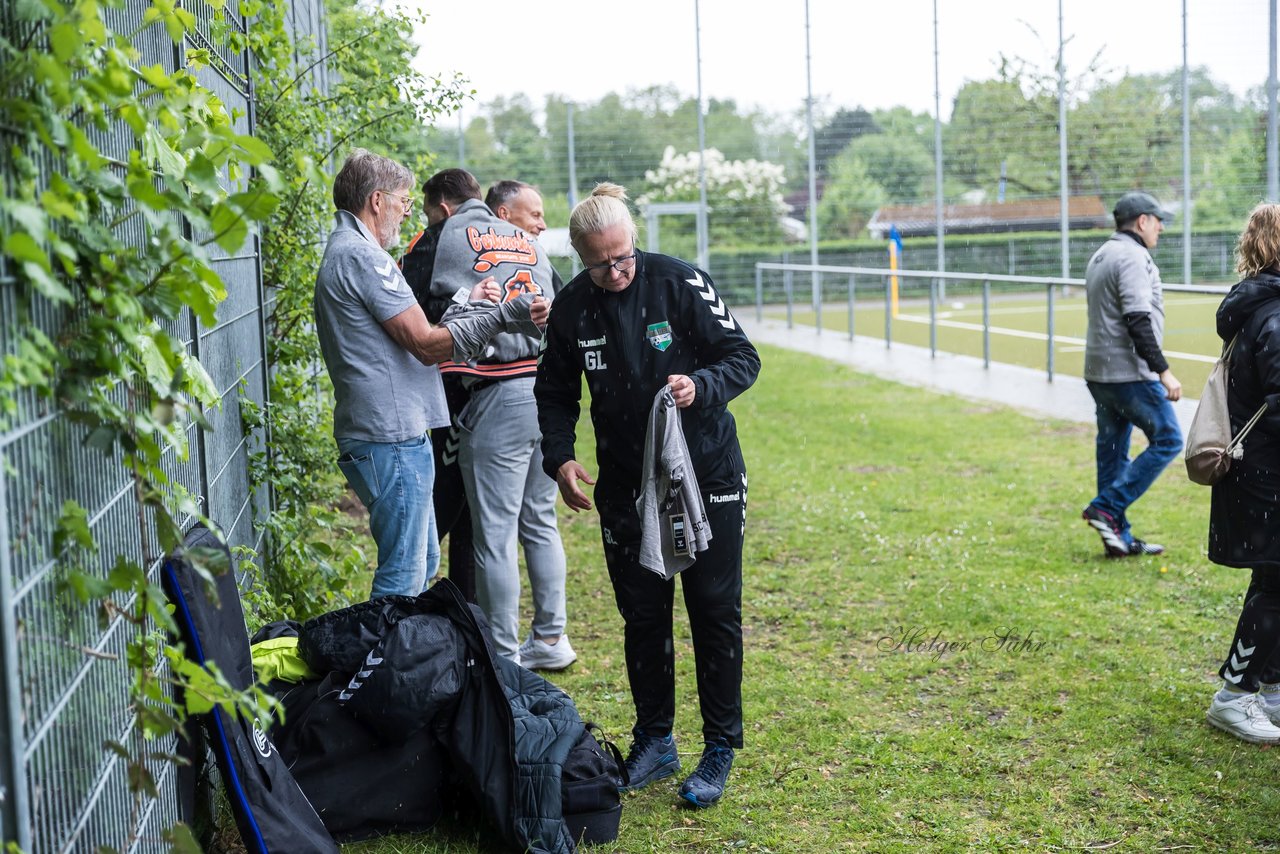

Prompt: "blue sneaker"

[678,740,734,808]
[619,732,680,792]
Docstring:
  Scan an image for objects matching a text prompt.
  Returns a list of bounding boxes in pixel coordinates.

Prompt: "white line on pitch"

[891,314,1217,363]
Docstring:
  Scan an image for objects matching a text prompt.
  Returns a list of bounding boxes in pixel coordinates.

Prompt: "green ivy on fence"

[243,0,465,621]
[0,0,455,846]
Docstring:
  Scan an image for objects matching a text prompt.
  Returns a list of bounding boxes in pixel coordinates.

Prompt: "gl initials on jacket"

[584,350,607,371]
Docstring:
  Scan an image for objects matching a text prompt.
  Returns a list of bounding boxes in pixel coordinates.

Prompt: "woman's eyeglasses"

[584,254,636,274]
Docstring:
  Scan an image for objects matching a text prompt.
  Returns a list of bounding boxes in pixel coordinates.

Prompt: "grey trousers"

[459,377,568,659]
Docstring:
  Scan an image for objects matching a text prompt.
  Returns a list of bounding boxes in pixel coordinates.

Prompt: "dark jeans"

[1086,379,1183,540]
[1220,569,1280,692]
[599,477,746,748]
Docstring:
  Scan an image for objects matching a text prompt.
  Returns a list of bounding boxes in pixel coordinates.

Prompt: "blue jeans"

[337,433,440,598]
[1086,380,1183,541]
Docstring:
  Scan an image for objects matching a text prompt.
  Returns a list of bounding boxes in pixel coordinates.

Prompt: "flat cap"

[1114,191,1174,224]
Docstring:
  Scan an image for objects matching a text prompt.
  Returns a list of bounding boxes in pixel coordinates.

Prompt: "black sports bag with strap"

[163,524,337,854]
[560,723,627,846]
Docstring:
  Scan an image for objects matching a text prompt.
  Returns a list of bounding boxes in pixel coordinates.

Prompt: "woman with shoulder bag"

[1206,203,1280,742]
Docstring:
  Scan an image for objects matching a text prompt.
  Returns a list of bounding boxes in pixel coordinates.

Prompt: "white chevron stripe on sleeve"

[684,272,737,330]
[377,258,404,292]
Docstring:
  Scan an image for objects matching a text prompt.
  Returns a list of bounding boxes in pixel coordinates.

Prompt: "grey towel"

[636,386,712,578]
[440,294,541,362]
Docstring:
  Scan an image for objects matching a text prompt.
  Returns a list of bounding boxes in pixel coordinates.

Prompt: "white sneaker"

[517,633,577,671]
[1206,691,1280,743]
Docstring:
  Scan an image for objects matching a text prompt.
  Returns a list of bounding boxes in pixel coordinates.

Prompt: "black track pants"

[1220,569,1280,691]
[599,476,746,748]
[432,379,475,603]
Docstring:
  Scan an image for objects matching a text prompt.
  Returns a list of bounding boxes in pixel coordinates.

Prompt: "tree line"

[420,59,1269,245]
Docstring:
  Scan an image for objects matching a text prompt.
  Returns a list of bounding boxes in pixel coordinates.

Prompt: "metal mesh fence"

[0,0,325,848]
[419,0,1274,304]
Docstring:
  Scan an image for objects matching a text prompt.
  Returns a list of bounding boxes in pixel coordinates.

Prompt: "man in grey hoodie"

[1081,191,1184,558]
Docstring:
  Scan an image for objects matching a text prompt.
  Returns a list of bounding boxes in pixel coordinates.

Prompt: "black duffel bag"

[269,673,449,842]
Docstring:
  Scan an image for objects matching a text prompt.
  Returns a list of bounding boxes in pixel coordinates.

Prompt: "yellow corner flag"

[889,225,902,318]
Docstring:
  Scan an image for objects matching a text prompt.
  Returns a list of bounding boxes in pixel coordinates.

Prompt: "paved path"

[738,316,1200,437]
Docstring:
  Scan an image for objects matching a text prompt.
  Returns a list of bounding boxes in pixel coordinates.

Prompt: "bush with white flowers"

[640,146,789,246]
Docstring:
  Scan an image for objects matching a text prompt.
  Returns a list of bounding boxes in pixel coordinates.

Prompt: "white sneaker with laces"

[517,633,577,671]
[1206,691,1280,743]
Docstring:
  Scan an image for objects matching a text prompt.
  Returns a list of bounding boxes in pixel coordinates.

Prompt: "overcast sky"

[411,0,1272,121]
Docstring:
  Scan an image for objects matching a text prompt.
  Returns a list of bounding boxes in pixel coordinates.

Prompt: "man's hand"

[667,374,696,408]
[381,304,454,366]
[1160,369,1182,401]
[530,295,550,328]
[556,460,595,512]
[469,276,499,303]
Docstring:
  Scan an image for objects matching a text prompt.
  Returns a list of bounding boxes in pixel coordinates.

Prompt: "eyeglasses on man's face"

[584,253,637,275]
[378,189,414,212]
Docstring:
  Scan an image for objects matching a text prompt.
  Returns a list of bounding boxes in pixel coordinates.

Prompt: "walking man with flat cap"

[1081,191,1183,558]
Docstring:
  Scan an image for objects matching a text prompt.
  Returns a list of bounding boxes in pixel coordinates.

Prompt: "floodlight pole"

[1182,0,1192,284]
[695,0,709,272]
[1058,0,1069,280]
[567,101,580,276]
[457,110,465,169]
[1270,0,1279,201]
[805,0,820,313]
[567,102,578,210]
[932,0,945,298]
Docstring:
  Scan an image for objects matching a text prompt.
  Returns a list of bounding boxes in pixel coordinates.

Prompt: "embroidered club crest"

[646,321,673,352]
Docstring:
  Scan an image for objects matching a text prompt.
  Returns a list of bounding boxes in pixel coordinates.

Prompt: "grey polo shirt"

[1083,231,1165,384]
[313,210,448,442]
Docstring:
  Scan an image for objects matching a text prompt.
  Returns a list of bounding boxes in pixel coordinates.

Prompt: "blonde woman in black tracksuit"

[534,183,759,809]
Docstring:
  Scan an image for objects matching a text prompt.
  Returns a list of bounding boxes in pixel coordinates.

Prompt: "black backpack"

[560,724,627,847]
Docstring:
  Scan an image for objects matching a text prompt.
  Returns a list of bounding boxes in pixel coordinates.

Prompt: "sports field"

[768,288,1227,395]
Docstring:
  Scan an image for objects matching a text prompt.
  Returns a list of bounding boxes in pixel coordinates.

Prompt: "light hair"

[569,182,637,247]
[333,148,412,214]
[1236,203,1280,277]
[485,180,533,212]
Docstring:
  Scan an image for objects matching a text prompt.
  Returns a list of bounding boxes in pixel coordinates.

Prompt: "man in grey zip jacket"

[1080,191,1184,558]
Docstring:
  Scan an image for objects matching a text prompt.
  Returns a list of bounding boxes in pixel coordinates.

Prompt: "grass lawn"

[341,342,1276,853]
